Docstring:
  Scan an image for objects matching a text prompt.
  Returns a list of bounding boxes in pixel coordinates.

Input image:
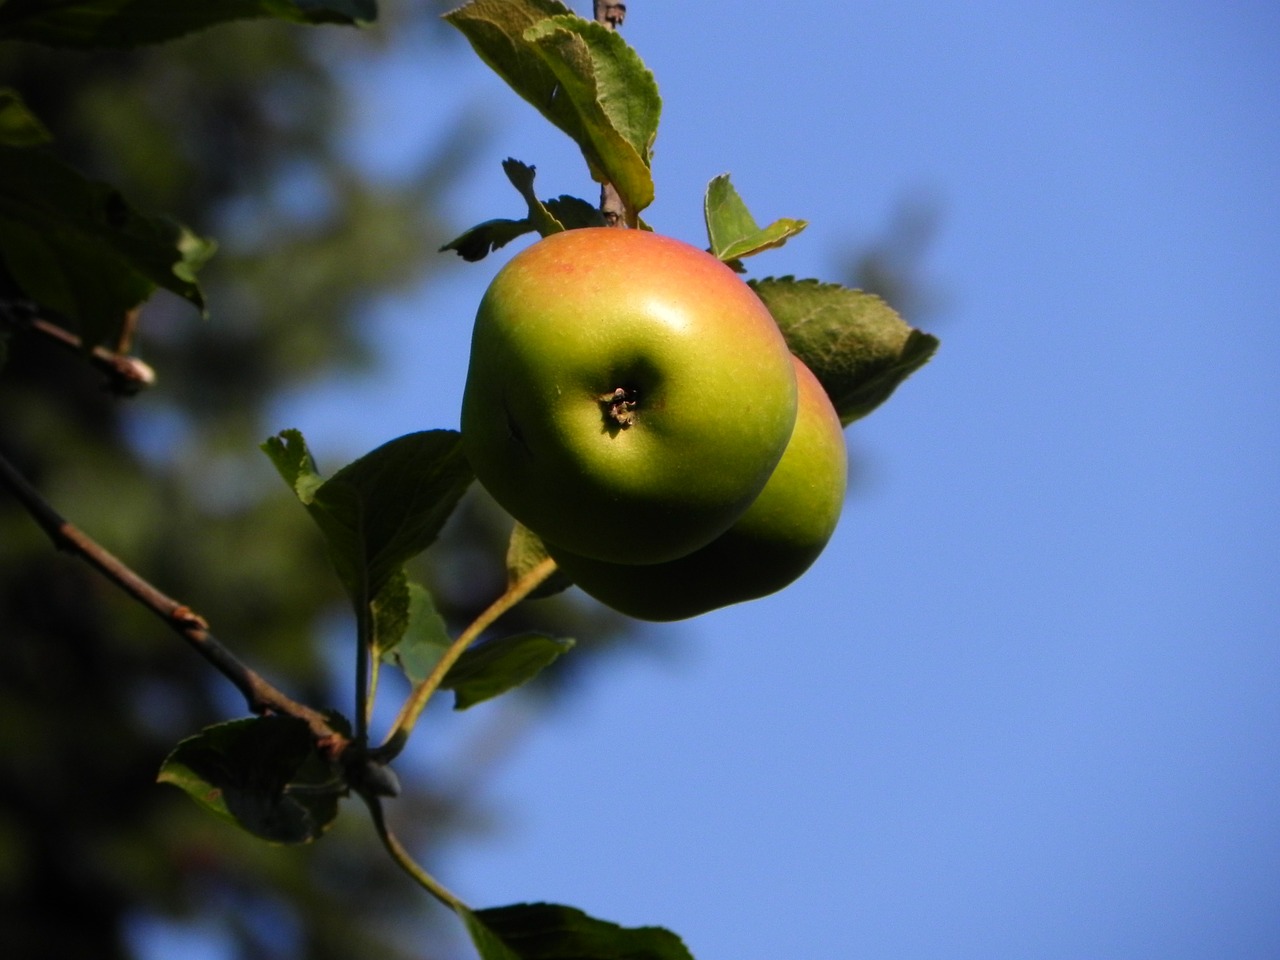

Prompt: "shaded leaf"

[467,902,694,960]
[443,633,574,710]
[502,157,565,237]
[0,88,52,147]
[439,158,603,262]
[440,216,534,262]
[750,277,939,425]
[379,580,451,685]
[261,429,474,605]
[0,145,214,346]
[704,173,806,262]
[0,0,377,48]
[157,716,345,845]
[506,523,572,599]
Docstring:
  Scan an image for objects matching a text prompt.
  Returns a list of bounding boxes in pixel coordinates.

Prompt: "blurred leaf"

[0,88,51,147]
[0,145,213,345]
[704,174,806,262]
[379,579,451,685]
[506,522,571,599]
[465,902,694,960]
[157,716,345,845]
[750,277,939,425]
[262,429,474,605]
[444,0,660,219]
[0,0,377,48]
[443,632,574,710]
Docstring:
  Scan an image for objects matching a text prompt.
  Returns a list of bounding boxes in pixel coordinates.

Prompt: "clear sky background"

[265,3,1280,959]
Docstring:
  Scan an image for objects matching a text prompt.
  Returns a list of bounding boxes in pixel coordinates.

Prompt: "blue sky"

[263,3,1280,958]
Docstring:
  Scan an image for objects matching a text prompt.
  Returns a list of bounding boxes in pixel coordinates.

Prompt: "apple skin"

[549,356,848,621]
[461,227,798,565]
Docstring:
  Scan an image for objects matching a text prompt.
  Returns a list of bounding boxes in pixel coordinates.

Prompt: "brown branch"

[594,1,629,227]
[1,298,156,396]
[0,448,350,759]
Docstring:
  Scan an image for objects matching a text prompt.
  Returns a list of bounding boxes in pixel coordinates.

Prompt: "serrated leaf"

[157,716,345,845]
[0,0,377,48]
[524,16,659,217]
[261,429,474,606]
[0,146,214,346]
[467,902,694,960]
[0,88,52,147]
[379,580,452,685]
[704,173,806,262]
[443,633,574,710]
[445,0,660,221]
[750,277,939,424]
[506,523,572,599]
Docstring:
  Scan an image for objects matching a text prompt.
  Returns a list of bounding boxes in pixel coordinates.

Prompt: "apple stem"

[594,2,630,227]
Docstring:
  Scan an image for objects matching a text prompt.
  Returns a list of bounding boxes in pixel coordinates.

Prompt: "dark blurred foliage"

[0,5,641,958]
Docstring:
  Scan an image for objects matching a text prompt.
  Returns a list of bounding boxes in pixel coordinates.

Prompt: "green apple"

[461,227,798,565]
[549,356,847,620]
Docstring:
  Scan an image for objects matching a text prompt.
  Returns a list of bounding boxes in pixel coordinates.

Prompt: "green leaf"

[0,0,377,48]
[750,277,938,425]
[157,716,345,845]
[465,902,694,960]
[0,145,214,346]
[261,429,474,606]
[0,88,51,147]
[506,523,572,599]
[260,428,325,503]
[443,633,574,710]
[439,158,604,262]
[502,157,565,237]
[703,173,807,262]
[440,217,535,262]
[444,0,660,220]
[524,16,659,217]
[379,580,452,685]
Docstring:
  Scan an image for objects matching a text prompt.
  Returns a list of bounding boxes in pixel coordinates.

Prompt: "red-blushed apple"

[461,227,798,565]
[549,356,847,620]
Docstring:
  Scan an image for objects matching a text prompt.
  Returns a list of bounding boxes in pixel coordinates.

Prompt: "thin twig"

[371,556,558,764]
[362,790,468,914]
[594,1,630,227]
[0,299,156,396]
[0,449,350,758]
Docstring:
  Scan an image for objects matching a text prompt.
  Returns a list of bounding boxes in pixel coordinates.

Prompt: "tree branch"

[594,1,629,227]
[0,298,156,396]
[0,448,350,758]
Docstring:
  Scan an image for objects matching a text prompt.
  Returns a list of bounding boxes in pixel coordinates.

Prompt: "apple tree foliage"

[0,1,937,957]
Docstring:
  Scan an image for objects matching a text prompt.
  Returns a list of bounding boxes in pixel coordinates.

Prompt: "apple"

[549,356,847,620]
[461,227,798,565]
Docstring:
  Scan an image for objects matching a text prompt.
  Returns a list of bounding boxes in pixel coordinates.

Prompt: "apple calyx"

[599,386,639,428]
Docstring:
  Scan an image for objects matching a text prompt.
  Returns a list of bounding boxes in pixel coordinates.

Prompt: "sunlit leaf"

[704,173,806,262]
[506,523,572,599]
[750,277,939,425]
